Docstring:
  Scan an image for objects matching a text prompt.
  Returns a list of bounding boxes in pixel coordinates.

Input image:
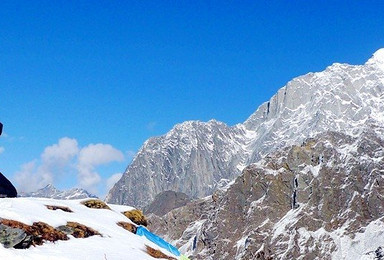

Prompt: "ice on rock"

[107,48,384,210]
[366,48,384,71]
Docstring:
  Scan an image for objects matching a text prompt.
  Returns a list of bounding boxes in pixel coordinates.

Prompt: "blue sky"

[1,1,384,197]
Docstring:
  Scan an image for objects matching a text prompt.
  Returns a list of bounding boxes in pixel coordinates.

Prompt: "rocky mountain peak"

[149,129,384,259]
[366,48,384,71]
[20,184,97,200]
[107,49,384,209]
[243,51,384,162]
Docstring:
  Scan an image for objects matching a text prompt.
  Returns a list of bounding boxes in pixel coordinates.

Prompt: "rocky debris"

[57,222,101,238]
[117,221,137,234]
[122,209,148,226]
[0,172,17,198]
[145,245,177,260]
[365,246,384,259]
[149,129,384,259]
[81,199,111,210]
[376,247,384,259]
[144,190,191,217]
[0,218,102,249]
[0,218,69,249]
[46,205,73,213]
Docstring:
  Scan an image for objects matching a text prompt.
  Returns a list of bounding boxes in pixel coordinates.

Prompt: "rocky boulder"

[0,224,26,248]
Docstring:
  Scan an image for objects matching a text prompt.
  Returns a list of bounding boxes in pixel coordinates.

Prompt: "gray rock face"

[20,184,97,200]
[106,120,248,207]
[0,224,26,248]
[144,190,191,217]
[149,129,384,259]
[106,49,384,208]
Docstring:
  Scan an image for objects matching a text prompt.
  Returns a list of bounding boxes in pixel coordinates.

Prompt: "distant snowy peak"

[20,184,97,200]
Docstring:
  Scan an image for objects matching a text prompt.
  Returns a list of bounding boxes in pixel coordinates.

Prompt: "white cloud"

[14,160,52,193]
[78,143,124,167]
[13,138,125,195]
[77,143,124,193]
[0,146,4,154]
[14,138,79,193]
[41,137,79,166]
[106,173,123,192]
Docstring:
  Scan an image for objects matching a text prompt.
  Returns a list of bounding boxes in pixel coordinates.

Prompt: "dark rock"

[149,130,384,259]
[144,190,191,217]
[0,224,26,248]
[0,172,17,198]
[376,246,384,260]
[0,218,69,248]
[57,222,101,238]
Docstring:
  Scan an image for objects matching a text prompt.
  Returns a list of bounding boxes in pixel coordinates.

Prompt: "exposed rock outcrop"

[122,209,148,226]
[149,129,384,259]
[0,218,69,249]
[0,224,26,248]
[81,199,111,209]
[107,49,384,209]
[144,190,191,217]
[106,120,248,208]
[57,222,101,238]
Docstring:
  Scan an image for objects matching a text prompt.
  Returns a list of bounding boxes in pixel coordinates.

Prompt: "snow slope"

[0,198,180,260]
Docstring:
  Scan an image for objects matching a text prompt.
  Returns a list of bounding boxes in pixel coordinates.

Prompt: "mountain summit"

[20,184,97,200]
[366,48,384,70]
[106,49,384,209]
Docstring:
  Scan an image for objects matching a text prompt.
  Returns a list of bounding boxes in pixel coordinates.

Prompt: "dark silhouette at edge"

[0,172,17,198]
[0,122,18,198]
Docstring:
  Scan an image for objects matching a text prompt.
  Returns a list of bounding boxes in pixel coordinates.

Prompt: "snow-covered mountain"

[106,120,248,208]
[0,197,181,260]
[20,184,97,200]
[107,49,384,209]
[149,129,384,259]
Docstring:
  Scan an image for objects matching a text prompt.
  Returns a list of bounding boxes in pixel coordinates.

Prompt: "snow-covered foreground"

[0,197,180,260]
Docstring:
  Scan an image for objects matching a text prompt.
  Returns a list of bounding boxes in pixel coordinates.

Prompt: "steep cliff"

[107,49,384,209]
[149,129,384,259]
